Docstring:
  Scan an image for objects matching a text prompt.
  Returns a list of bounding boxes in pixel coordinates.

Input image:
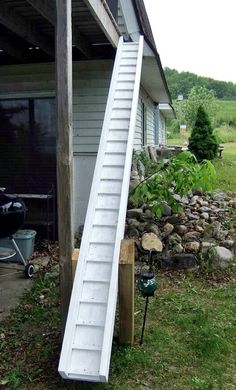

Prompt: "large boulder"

[209,246,234,269]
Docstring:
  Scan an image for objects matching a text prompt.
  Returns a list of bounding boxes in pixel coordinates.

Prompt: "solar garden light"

[137,232,160,345]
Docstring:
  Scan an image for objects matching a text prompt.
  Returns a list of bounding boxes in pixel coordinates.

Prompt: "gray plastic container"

[0,229,36,262]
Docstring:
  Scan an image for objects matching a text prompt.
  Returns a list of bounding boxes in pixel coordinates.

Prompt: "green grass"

[213,142,236,192]
[1,272,236,390]
[1,142,236,390]
[215,100,236,125]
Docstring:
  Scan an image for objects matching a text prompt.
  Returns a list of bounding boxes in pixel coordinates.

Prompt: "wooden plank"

[56,0,74,333]
[0,4,54,57]
[72,248,80,281]
[118,239,135,345]
[26,0,92,58]
[83,0,120,48]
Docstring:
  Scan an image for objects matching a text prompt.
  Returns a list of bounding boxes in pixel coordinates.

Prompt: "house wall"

[133,86,156,149]
[158,111,166,145]
[0,61,113,231]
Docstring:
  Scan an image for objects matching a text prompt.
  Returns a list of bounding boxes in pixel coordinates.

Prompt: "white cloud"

[144,0,236,83]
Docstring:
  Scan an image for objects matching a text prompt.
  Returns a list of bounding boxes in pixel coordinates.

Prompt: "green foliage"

[214,125,236,143]
[189,106,219,161]
[164,67,236,100]
[130,151,216,217]
[182,86,218,130]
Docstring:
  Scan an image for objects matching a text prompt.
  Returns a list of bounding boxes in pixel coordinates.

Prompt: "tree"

[188,105,219,161]
[184,86,218,130]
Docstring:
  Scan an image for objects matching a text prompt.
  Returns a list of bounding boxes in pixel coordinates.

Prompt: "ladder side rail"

[59,36,124,376]
[99,36,144,381]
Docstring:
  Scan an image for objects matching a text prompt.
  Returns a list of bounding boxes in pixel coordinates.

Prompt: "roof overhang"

[159,103,176,118]
[141,54,171,104]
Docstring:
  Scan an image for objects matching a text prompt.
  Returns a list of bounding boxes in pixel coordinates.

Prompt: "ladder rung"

[89,241,115,246]
[83,278,110,284]
[72,345,102,352]
[92,222,117,227]
[76,320,104,327]
[86,259,113,264]
[80,299,107,305]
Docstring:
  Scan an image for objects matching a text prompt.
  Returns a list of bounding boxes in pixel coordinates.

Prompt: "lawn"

[1,146,236,390]
[213,142,236,192]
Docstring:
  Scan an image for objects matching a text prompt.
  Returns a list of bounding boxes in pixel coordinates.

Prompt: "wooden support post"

[72,248,80,281]
[119,239,135,345]
[56,0,73,332]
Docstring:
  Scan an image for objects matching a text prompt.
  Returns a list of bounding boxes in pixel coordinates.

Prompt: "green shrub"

[130,151,216,217]
[188,106,219,161]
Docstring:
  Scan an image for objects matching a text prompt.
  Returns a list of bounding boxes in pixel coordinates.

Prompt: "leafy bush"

[130,151,216,217]
[188,106,219,161]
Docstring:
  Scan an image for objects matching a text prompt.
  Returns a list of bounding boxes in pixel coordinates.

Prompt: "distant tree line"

[164,67,236,100]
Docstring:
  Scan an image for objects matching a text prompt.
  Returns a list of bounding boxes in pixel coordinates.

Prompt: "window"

[0,98,56,194]
[141,101,147,146]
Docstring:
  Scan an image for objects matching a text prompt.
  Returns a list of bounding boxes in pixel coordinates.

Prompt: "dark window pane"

[0,98,56,194]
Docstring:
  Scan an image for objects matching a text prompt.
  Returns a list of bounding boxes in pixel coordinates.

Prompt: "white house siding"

[0,61,113,151]
[134,87,156,149]
[0,61,113,230]
[159,112,166,145]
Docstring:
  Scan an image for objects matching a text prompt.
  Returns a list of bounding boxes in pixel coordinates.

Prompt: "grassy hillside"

[215,100,236,125]
[165,67,236,100]
[168,100,236,144]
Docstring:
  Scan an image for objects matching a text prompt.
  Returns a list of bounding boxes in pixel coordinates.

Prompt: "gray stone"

[128,228,140,239]
[174,224,188,236]
[173,194,189,204]
[184,231,201,242]
[187,213,200,220]
[144,209,155,219]
[127,219,140,229]
[195,225,204,233]
[127,208,143,219]
[210,246,234,269]
[222,240,234,250]
[213,192,224,202]
[147,224,161,237]
[141,232,163,252]
[166,215,180,224]
[138,223,147,233]
[189,195,199,205]
[162,223,174,237]
[198,199,209,207]
[163,203,172,216]
[199,206,211,213]
[201,241,216,253]
[168,233,182,246]
[201,212,209,220]
[172,243,184,254]
[229,199,236,209]
[185,241,200,252]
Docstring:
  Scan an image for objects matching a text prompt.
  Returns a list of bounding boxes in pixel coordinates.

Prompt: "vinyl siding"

[134,87,156,149]
[0,61,113,154]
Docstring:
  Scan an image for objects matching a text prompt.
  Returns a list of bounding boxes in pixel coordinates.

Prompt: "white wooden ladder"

[59,36,144,383]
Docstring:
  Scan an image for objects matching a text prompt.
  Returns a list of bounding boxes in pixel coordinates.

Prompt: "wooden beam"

[0,4,54,57]
[119,239,135,345]
[72,248,80,281]
[0,35,26,62]
[26,0,55,25]
[26,0,92,58]
[83,0,120,47]
[56,0,74,332]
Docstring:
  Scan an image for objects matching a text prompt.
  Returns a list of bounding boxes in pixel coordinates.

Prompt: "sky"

[143,0,236,84]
